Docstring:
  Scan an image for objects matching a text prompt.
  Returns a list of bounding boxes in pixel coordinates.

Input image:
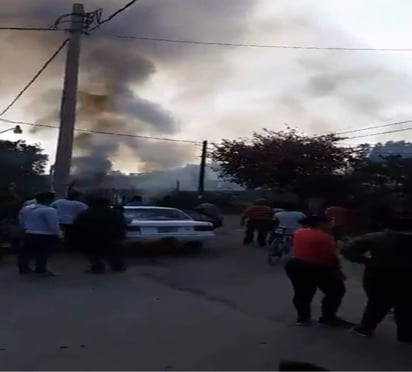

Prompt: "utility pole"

[198,140,208,195]
[53,3,84,198]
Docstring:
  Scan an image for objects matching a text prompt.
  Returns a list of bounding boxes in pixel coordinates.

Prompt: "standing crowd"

[12,191,128,276]
[241,199,412,344]
[1,189,412,344]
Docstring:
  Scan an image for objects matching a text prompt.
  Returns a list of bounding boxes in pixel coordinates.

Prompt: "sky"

[1,0,412,173]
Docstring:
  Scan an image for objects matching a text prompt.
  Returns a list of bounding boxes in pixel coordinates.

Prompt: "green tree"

[211,129,363,199]
[0,140,48,194]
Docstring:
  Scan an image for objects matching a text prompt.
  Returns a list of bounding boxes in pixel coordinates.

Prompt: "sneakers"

[318,316,354,329]
[353,326,374,337]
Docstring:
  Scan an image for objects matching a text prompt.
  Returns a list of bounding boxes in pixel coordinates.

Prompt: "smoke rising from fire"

[2,0,412,182]
[0,0,253,177]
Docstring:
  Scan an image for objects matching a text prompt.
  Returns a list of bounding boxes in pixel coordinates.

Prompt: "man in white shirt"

[274,208,306,236]
[51,191,87,250]
[18,192,61,276]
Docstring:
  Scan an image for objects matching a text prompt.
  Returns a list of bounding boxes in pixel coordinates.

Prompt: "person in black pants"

[285,215,352,328]
[241,199,274,247]
[342,217,412,343]
[73,195,126,274]
[286,258,346,325]
[19,234,58,274]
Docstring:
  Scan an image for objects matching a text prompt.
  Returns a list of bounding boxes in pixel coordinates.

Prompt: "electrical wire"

[345,126,412,140]
[0,118,201,144]
[0,38,69,117]
[95,33,412,52]
[336,119,412,135]
[0,27,59,32]
[3,19,412,53]
[87,1,138,33]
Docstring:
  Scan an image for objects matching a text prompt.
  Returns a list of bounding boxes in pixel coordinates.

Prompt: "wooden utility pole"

[53,3,84,197]
[198,140,208,195]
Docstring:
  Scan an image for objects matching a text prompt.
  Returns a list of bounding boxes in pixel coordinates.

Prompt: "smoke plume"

[3,0,412,181]
[0,0,253,179]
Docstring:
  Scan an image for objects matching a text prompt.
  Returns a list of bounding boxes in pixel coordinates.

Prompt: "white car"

[123,206,215,246]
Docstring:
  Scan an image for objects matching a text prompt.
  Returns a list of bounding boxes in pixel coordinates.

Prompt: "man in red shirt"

[285,215,352,328]
[241,199,274,247]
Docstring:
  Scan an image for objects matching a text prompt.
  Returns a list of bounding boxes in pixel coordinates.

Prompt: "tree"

[0,140,48,195]
[352,141,412,193]
[210,129,363,199]
[369,141,412,160]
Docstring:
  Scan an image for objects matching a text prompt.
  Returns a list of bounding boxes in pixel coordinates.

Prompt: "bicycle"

[267,226,292,265]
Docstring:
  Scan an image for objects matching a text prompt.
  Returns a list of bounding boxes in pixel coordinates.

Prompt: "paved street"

[0,216,411,370]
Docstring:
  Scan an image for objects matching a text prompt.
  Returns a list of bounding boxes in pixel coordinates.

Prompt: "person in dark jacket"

[73,195,126,274]
[341,217,412,343]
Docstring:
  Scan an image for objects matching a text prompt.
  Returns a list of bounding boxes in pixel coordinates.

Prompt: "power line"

[336,119,412,135]
[0,27,60,32]
[75,128,201,144]
[3,116,411,146]
[87,0,138,33]
[95,33,412,52]
[0,118,201,144]
[4,22,412,54]
[0,38,69,117]
[345,126,412,140]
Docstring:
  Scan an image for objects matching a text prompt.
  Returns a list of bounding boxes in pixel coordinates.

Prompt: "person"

[324,204,348,242]
[18,192,61,276]
[274,206,306,236]
[272,205,306,253]
[285,215,352,328]
[126,195,145,207]
[195,200,223,228]
[0,190,23,253]
[241,199,274,247]
[341,217,412,343]
[51,190,88,249]
[22,197,37,207]
[73,195,126,274]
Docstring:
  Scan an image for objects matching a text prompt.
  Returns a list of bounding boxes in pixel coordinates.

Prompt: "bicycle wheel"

[268,238,282,265]
[282,236,292,256]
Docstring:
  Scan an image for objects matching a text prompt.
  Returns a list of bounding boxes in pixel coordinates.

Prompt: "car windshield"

[124,208,191,221]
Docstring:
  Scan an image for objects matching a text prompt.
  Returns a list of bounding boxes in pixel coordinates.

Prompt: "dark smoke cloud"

[1,0,254,175]
[3,0,412,177]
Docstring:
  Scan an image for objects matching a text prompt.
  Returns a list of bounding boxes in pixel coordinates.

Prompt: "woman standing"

[285,215,352,328]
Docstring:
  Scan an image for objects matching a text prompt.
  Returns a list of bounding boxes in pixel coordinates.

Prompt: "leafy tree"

[211,129,363,199]
[369,141,412,160]
[0,140,48,195]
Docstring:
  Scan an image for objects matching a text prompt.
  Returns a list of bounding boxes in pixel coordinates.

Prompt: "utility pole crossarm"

[53,3,84,197]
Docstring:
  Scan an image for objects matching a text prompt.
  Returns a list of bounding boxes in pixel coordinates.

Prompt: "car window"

[124,208,191,221]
